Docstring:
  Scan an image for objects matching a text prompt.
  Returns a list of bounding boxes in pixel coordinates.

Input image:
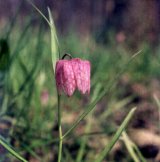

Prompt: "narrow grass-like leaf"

[27,0,50,25]
[122,132,141,162]
[22,143,43,162]
[154,94,160,109]
[0,135,28,162]
[133,144,147,162]
[48,8,60,72]
[94,108,136,162]
[153,94,160,130]
[27,1,60,72]
[122,132,146,162]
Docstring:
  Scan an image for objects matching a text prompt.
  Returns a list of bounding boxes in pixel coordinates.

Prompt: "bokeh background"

[0,0,160,162]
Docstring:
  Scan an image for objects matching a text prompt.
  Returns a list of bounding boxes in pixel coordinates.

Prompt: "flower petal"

[61,61,76,96]
[83,60,91,94]
[71,58,90,94]
[55,60,64,95]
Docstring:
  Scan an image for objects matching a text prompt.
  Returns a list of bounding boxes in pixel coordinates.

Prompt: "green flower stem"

[57,94,63,162]
[0,136,28,162]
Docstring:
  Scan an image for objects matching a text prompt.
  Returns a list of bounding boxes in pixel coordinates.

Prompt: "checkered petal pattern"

[55,58,91,96]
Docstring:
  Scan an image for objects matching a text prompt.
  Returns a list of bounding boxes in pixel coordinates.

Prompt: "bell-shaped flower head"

[55,57,91,97]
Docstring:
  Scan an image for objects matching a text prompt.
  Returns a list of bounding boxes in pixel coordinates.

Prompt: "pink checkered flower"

[55,58,91,97]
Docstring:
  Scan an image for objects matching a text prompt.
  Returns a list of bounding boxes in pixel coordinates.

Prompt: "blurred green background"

[0,0,160,162]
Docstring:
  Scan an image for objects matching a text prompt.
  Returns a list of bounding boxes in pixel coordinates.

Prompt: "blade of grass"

[27,0,60,71]
[0,135,28,162]
[122,132,140,162]
[94,107,136,162]
[26,0,50,26]
[48,8,60,72]
[154,94,160,109]
[122,131,146,162]
[153,94,160,130]
[1,92,9,116]
[21,143,43,162]
[133,144,147,162]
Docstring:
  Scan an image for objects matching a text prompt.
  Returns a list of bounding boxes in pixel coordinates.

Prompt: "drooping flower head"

[55,55,91,96]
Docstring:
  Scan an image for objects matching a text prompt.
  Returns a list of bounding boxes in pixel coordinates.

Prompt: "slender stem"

[62,53,72,60]
[57,94,63,162]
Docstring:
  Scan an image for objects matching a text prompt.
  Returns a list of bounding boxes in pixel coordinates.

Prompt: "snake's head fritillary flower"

[55,57,91,97]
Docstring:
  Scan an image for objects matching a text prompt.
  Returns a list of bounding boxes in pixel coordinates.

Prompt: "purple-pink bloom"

[55,58,91,97]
